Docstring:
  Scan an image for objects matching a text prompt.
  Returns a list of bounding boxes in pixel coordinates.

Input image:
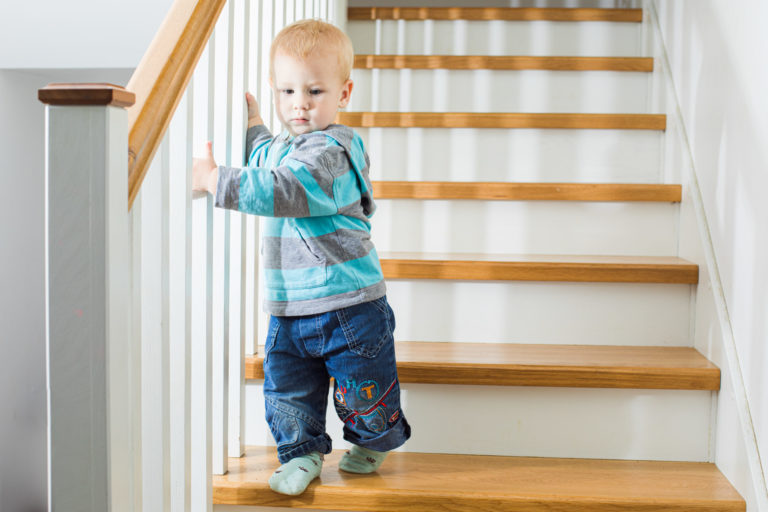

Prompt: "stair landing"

[213,447,744,511]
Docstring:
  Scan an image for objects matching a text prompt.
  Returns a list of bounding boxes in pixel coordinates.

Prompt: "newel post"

[40,84,136,512]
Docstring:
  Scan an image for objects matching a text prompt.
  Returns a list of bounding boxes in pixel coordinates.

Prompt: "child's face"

[271,49,352,137]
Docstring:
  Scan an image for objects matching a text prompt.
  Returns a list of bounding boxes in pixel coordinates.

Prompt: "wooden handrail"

[127,0,227,210]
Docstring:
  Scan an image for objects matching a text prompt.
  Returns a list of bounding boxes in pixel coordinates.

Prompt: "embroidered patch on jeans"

[334,385,348,406]
[360,407,387,433]
[343,380,397,431]
[389,410,400,424]
[357,380,379,402]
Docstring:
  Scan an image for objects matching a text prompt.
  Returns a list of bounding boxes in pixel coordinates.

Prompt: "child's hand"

[192,141,218,196]
[246,92,264,128]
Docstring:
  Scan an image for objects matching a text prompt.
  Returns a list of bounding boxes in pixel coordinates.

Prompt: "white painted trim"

[161,134,173,510]
[647,2,768,510]
[104,106,135,512]
[228,0,249,459]
[130,186,144,512]
[139,134,170,511]
[211,1,234,476]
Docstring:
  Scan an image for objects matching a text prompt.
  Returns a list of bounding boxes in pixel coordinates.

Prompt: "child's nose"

[294,93,310,110]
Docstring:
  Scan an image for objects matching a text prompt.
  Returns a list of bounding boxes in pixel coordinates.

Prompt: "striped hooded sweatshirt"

[215,124,385,316]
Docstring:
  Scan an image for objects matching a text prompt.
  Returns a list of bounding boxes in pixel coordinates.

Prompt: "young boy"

[192,19,410,496]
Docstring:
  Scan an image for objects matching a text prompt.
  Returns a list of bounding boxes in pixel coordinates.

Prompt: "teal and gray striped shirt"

[215,124,385,316]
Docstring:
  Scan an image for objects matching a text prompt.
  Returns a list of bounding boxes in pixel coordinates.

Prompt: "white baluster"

[139,134,172,511]
[169,86,194,512]
[160,136,173,510]
[264,0,277,129]
[191,40,214,512]
[331,0,346,29]
[229,0,249,459]
[211,0,234,477]
[286,0,295,23]
[245,0,264,360]
[130,186,144,512]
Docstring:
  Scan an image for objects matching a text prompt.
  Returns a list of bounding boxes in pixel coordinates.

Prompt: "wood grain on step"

[354,55,653,71]
[337,112,667,130]
[246,342,720,390]
[348,7,643,22]
[213,446,743,511]
[378,253,698,284]
[372,181,681,202]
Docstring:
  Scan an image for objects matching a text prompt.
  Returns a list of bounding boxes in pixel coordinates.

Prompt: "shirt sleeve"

[245,125,273,166]
[216,132,352,218]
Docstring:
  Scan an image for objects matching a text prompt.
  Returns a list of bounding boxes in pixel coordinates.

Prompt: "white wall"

[0,69,48,512]
[0,0,174,68]
[650,1,768,510]
[0,67,132,512]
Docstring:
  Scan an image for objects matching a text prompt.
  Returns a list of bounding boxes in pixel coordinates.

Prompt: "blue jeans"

[263,296,411,463]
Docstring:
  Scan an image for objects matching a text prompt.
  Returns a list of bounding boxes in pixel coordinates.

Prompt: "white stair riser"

[350,69,652,113]
[243,384,711,461]
[386,280,692,345]
[359,128,663,183]
[348,20,643,57]
[373,200,679,256]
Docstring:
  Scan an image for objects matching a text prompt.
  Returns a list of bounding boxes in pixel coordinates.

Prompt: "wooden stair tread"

[354,55,654,71]
[379,252,699,284]
[348,7,643,22]
[246,342,720,390]
[337,112,667,130]
[214,447,743,511]
[373,181,681,202]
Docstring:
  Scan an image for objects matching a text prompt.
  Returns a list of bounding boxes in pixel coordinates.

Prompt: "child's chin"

[289,125,314,136]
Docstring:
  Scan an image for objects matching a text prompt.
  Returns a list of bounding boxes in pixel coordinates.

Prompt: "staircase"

[213,4,744,511]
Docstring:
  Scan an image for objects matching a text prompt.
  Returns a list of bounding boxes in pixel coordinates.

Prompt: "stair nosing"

[378,253,698,284]
[348,7,644,23]
[337,112,667,130]
[245,342,720,390]
[354,55,654,71]
[372,181,681,202]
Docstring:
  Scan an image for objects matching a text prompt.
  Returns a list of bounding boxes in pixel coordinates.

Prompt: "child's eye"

[282,89,294,95]
[309,89,323,95]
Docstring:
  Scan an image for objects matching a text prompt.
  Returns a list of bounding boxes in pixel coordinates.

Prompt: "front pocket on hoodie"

[265,226,328,290]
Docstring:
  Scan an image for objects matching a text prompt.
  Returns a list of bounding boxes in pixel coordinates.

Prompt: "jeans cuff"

[277,433,333,464]
[344,416,411,452]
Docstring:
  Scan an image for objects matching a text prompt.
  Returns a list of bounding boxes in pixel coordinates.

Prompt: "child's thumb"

[207,141,213,154]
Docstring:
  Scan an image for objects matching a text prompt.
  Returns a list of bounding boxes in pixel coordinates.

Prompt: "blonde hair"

[270,19,354,82]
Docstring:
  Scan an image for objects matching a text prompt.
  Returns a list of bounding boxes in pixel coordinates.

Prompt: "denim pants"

[263,295,411,463]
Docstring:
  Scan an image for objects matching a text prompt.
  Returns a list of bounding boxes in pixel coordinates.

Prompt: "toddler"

[192,19,410,496]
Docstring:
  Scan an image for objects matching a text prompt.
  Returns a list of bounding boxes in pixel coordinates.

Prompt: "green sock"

[268,452,323,496]
[339,445,388,474]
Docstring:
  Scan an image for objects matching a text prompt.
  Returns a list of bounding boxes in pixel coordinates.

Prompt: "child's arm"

[192,93,270,197]
[244,93,272,167]
[246,92,264,128]
[217,133,352,218]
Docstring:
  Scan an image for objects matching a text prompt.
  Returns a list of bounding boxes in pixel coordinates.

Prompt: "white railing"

[41,0,345,510]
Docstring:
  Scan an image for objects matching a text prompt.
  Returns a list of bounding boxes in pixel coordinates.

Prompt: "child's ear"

[338,79,354,108]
